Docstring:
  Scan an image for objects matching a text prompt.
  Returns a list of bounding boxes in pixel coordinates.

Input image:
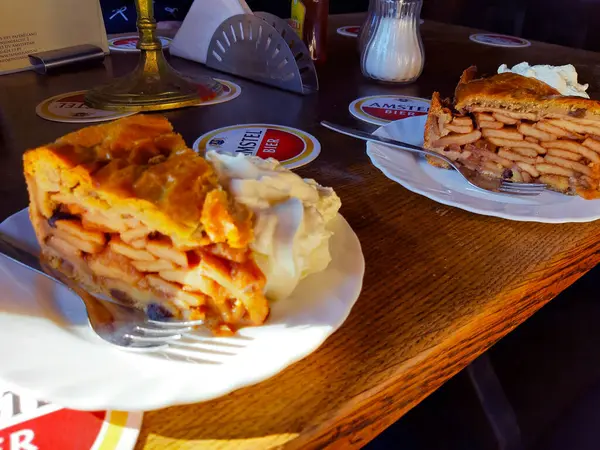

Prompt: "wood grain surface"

[2,13,600,450]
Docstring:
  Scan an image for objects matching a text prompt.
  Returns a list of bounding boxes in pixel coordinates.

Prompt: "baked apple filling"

[23,115,269,334]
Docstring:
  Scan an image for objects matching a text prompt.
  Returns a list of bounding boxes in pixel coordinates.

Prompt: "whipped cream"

[206,152,341,301]
[498,62,590,98]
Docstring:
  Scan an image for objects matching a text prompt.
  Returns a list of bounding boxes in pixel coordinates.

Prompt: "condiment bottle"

[291,0,329,63]
[360,0,424,83]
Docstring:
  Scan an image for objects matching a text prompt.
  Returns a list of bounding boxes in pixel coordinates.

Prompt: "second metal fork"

[321,121,546,196]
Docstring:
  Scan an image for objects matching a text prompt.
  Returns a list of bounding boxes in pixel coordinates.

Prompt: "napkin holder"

[205,12,318,95]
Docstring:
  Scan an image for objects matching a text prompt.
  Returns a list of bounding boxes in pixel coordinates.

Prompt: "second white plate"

[367,116,600,223]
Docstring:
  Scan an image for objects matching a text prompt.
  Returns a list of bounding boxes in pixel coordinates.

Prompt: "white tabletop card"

[0,0,108,75]
[171,0,252,64]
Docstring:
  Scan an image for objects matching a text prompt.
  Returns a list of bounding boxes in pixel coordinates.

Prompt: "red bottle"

[291,0,329,63]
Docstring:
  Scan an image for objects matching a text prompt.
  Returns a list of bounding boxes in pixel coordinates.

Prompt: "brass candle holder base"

[85,0,221,112]
[85,52,222,112]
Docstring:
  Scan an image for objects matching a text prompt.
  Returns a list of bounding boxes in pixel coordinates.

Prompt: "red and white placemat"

[0,384,142,450]
[193,124,321,169]
[469,33,531,48]
[349,95,430,126]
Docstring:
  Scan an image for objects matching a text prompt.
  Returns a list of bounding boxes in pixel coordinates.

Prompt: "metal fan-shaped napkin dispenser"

[205,12,319,95]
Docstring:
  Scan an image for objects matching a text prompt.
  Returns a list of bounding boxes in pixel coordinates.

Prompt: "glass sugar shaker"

[360,0,425,84]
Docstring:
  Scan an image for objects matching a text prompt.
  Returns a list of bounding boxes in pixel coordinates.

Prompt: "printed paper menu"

[0,0,109,74]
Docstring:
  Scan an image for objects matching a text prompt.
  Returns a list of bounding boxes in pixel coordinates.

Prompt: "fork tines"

[499,181,546,196]
[123,319,206,347]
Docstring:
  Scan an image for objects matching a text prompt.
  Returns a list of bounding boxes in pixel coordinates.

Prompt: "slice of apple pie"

[424,66,600,198]
[23,115,268,334]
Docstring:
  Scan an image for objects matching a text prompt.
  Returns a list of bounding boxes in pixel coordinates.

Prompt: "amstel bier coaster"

[108,36,172,52]
[194,124,321,169]
[349,95,430,126]
[469,33,531,48]
[36,90,136,124]
[0,384,142,450]
[199,79,242,106]
[337,26,361,37]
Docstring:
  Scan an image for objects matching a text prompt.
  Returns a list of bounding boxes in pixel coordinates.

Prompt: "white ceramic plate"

[0,209,364,411]
[367,116,600,223]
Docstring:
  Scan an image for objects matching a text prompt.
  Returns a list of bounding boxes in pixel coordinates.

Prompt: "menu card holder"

[205,12,319,95]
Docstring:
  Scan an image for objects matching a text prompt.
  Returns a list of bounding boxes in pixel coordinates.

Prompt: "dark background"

[249,0,369,17]
[423,0,600,52]
[102,0,600,52]
[101,0,370,34]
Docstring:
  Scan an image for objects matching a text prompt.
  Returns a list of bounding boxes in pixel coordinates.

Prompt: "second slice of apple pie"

[23,115,269,334]
[424,66,600,199]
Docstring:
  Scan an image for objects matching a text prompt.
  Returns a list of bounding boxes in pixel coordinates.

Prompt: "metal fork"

[321,121,547,196]
[0,234,203,352]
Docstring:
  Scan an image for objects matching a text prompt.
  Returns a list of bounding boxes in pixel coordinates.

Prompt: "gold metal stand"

[85,0,221,112]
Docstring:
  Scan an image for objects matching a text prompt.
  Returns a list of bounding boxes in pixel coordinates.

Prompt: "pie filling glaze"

[424,66,600,199]
[23,115,268,335]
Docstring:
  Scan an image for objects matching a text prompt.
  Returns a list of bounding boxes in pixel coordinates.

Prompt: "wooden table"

[2,13,600,450]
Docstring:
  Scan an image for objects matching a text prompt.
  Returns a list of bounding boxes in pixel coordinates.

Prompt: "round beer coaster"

[108,36,172,52]
[349,95,430,126]
[338,21,423,37]
[36,90,136,123]
[193,124,321,169]
[0,384,142,450]
[337,26,361,37]
[469,33,531,48]
[198,79,242,106]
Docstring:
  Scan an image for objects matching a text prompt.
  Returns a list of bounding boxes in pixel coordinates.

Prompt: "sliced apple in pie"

[23,115,268,334]
[424,66,600,198]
